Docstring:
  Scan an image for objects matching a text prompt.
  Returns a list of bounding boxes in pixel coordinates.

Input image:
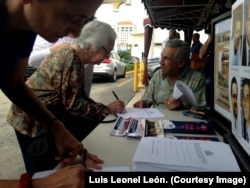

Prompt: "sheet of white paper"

[174,81,198,106]
[133,137,240,171]
[117,108,165,118]
[32,166,130,178]
[173,84,183,99]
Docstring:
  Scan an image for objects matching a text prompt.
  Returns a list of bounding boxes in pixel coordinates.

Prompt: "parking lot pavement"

[0,91,26,179]
[0,87,145,179]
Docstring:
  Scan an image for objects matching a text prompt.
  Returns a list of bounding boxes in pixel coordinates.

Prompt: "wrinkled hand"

[133,100,145,108]
[164,97,182,110]
[108,100,125,113]
[84,152,104,170]
[31,164,88,188]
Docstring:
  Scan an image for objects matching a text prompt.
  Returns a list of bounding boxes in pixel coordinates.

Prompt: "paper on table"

[32,167,131,178]
[117,108,165,118]
[173,81,198,106]
[133,137,241,171]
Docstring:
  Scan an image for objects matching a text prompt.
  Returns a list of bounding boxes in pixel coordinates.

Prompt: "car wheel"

[110,69,117,82]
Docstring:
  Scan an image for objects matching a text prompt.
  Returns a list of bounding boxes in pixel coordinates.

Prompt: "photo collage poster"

[230,0,250,156]
[213,13,231,121]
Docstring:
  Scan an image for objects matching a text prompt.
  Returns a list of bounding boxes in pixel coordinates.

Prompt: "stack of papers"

[133,137,241,171]
[117,108,165,118]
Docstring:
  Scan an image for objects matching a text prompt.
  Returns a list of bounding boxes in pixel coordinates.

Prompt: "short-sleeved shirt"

[7,46,106,137]
[142,67,206,109]
[0,2,36,87]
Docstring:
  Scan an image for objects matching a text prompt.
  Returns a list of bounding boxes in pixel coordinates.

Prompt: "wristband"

[18,173,30,188]
[83,149,88,168]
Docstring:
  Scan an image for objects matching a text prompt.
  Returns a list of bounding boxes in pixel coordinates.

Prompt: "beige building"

[115,21,136,51]
[115,21,167,60]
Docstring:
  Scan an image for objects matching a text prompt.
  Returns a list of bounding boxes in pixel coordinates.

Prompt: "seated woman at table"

[134,39,206,110]
[7,20,125,175]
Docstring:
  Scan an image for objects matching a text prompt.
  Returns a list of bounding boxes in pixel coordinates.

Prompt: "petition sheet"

[32,167,130,178]
[117,108,165,118]
[133,137,240,171]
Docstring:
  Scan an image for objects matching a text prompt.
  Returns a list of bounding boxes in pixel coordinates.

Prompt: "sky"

[95,1,208,43]
[95,0,148,32]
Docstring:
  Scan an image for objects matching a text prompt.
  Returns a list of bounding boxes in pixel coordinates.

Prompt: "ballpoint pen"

[112,90,126,113]
[112,90,119,100]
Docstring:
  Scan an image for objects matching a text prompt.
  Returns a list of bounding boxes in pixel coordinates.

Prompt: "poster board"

[229,0,250,157]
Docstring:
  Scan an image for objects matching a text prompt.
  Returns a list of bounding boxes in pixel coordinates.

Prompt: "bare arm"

[199,34,212,59]
[0,180,19,188]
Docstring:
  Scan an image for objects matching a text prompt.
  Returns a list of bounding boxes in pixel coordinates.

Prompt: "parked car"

[147,57,160,79]
[128,56,140,64]
[93,51,126,82]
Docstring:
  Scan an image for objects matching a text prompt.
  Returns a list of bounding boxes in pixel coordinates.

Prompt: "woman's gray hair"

[75,20,117,51]
[164,39,190,62]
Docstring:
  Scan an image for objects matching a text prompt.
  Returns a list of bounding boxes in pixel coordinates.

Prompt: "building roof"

[118,21,134,25]
[141,0,235,31]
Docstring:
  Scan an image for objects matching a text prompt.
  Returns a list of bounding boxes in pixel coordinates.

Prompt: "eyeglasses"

[101,45,110,58]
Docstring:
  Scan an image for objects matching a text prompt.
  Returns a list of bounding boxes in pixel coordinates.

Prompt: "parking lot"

[0,91,25,179]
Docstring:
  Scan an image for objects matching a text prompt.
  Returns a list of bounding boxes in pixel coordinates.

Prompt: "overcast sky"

[95,1,208,43]
[95,1,148,32]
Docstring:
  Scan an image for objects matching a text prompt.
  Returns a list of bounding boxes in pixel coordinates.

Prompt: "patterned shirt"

[7,46,106,137]
[142,67,206,109]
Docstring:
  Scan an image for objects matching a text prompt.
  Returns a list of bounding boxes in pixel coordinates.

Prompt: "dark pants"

[15,114,102,176]
[15,129,58,176]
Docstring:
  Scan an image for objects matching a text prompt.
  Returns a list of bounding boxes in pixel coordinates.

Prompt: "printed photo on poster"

[241,78,250,143]
[230,0,250,157]
[230,2,243,66]
[213,16,231,120]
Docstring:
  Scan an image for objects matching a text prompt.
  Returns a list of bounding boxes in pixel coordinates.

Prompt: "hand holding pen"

[59,148,103,169]
[110,91,126,113]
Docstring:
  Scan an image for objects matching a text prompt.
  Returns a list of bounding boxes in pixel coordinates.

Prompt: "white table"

[82,109,218,171]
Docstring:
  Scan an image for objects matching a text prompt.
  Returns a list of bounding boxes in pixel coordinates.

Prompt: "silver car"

[93,51,126,82]
[147,57,160,80]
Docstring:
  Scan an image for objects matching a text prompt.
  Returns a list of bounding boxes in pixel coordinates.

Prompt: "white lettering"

[143,176,167,183]
[110,176,140,183]
[173,176,214,185]
[89,176,108,183]
[216,176,244,185]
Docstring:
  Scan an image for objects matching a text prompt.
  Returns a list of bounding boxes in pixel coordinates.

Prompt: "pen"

[112,90,126,113]
[182,111,203,120]
[112,90,119,100]
[189,109,205,115]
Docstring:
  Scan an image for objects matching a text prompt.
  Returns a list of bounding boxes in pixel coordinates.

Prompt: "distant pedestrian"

[161,29,178,49]
[191,33,203,54]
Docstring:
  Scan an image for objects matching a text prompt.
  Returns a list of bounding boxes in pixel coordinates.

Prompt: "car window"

[109,52,113,59]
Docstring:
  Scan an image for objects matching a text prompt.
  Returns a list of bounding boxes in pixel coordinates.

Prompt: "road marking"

[118,78,133,87]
